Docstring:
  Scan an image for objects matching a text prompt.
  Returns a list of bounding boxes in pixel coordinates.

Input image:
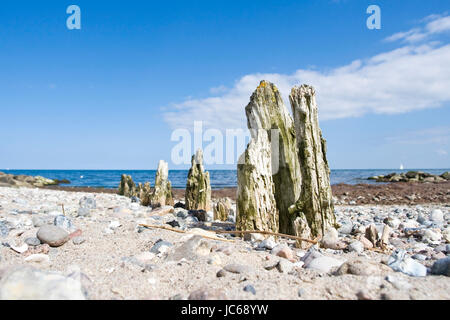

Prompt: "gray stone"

[412,254,427,261]
[188,287,227,300]
[0,266,86,299]
[54,215,76,233]
[431,257,450,276]
[36,225,70,247]
[77,207,90,217]
[335,259,390,276]
[150,239,173,254]
[223,264,253,274]
[216,269,227,277]
[72,236,85,245]
[243,284,256,295]
[166,236,205,262]
[347,241,364,254]
[0,221,9,238]
[79,197,96,209]
[25,237,41,247]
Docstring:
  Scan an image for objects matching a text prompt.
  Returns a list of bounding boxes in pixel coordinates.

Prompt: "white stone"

[305,256,344,273]
[24,254,50,263]
[109,220,121,229]
[430,209,444,222]
[11,243,28,254]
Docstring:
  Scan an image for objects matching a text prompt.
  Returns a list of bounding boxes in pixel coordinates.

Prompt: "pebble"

[24,254,50,264]
[11,243,28,254]
[79,197,96,209]
[412,254,427,261]
[77,207,90,217]
[36,225,70,247]
[387,249,427,277]
[224,263,252,274]
[431,257,450,276]
[258,236,276,250]
[0,266,86,299]
[54,215,76,233]
[297,288,305,297]
[207,254,222,266]
[335,259,390,276]
[304,256,344,273]
[216,269,227,277]
[347,241,364,254]
[109,220,121,230]
[243,284,256,295]
[25,237,41,247]
[277,259,294,274]
[0,222,9,238]
[150,239,173,254]
[72,236,86,245]
[356,290,372,300]
[188,287,227,300]
[271,244,294,260]
[321,228,340,249]
[430,209,444,222]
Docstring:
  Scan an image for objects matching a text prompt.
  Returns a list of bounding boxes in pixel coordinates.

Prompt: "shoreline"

[40,181,450,205]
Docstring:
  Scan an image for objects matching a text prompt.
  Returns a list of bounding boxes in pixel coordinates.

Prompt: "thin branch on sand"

[138,224,234,243]
[214,229,319,244]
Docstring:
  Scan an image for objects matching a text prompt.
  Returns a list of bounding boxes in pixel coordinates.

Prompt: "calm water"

[1,169,449,189]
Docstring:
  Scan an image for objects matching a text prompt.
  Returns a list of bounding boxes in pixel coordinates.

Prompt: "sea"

[1,169,449,190]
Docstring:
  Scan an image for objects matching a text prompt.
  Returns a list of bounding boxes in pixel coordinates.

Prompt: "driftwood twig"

[214,229,318,244]
[138,224,234,243]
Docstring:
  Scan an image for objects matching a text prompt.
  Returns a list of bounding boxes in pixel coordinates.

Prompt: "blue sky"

[0,0,449,170]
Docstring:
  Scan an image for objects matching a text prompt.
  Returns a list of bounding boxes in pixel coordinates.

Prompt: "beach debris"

[36,225,70,247]
[118,174,137,197]
[0,221,9,238]
[136,182,152,206]
[54,215,76,233]
[24,254,50,264]
[150,160,174,208]
[11,243,28,254]
[0,266,86,300]
[79,196,96,209]
[335,258,390,276]
[243,284,256,295]
[188,287,227,300]
[243,81,302,236]
[213,197,233,221]
[236,127,279,237]
[368,171,450,183]
[185,149,211,211]
[289,84,336,243]
[25,237,41,247]
[365,224,379,248]
[431,257,450,276]
[387,249,427,277]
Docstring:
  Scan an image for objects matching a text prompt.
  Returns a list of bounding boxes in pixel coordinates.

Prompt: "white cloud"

[385,14,450,43]
[163,14,450,131]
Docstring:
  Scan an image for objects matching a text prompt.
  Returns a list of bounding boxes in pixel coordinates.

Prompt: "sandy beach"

[0,185,449,300]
